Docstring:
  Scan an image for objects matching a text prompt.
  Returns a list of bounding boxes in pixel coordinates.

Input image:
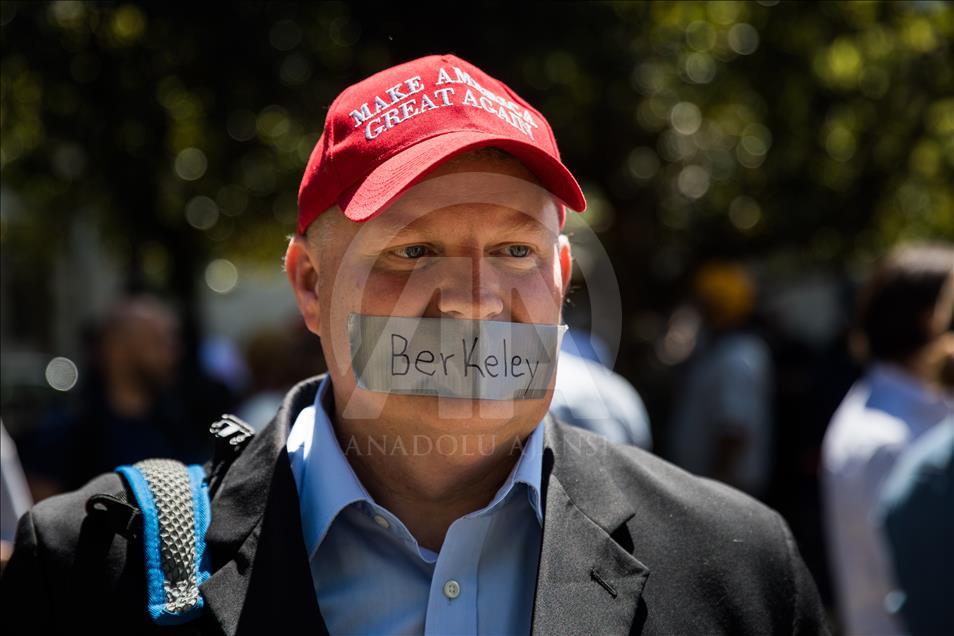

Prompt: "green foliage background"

[1,1,952,366]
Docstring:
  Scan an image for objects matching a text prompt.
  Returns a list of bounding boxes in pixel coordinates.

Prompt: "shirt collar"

[286,375,372,560]
[286,374,545,561]
[866,362,954,427]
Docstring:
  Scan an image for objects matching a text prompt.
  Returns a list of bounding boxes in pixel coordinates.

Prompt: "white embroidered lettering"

[366,117,385,140]
[349,103,373,127]
[399,98,418,120]
[435,67,455,85]
[404,75,424,94]
[383,108,404,129]
[433,87,455,107]
[419,93,438,112]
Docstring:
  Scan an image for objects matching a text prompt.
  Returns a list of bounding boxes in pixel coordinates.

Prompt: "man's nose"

[433,256,505,321]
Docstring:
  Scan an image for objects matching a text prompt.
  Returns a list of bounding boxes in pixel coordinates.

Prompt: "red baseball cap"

[297,53,586,235]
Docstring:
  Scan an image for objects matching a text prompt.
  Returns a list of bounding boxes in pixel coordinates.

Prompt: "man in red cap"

[2,54,828,635]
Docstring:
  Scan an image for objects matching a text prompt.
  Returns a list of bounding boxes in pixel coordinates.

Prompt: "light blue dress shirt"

[822,363,954,636]
[286,375,545,635]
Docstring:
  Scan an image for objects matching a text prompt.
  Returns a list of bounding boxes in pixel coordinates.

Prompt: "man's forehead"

[383,166,556,219]
[367,198,560,242]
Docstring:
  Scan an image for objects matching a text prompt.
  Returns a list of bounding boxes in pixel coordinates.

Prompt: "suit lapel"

[531,414,651,635]
[197,376,649,635]
[199,376,329,636]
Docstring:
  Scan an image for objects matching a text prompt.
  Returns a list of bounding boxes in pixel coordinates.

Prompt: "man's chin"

[335,381,554,433]
[360,391,549,431]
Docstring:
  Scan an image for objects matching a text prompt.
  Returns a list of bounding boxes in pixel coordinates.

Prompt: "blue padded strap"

[116,460,212,626]
[187,464,212,591]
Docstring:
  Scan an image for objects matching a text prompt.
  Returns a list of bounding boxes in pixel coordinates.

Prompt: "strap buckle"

[209,414,254,454]
[86,493,143,540]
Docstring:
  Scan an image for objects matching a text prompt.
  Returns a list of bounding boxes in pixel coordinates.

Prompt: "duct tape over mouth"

[348,313,567,400]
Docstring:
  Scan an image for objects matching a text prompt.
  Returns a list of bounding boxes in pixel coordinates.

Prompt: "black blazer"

[1,374,830,635]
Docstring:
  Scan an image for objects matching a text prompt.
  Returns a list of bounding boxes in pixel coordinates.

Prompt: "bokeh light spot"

[677,165,711,199]
[729,196,762,231]
[686,21,717,52]
[685,53,716,84]
[628,147,661,180]
[227,110,258,142]
[185,195,219,230]
[110,5,146,46]
[205,259,239,294]
[671,102,703,135]
[45,356,78,392]
[174,147,207,181]
[728,23,759,55]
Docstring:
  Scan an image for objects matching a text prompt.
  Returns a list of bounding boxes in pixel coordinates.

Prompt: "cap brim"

[336,131,586,223]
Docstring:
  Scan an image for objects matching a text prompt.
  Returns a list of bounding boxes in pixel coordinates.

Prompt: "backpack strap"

[115,459,211,626]
[84,413,256,627]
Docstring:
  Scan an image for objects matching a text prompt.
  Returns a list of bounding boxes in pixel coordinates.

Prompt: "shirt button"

[442,579,461,599]
[372,514,390,530]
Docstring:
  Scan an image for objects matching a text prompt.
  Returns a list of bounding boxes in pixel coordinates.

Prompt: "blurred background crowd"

[1,2,952,634]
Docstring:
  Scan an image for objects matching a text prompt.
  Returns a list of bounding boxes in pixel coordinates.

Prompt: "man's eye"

[505,245,532,257]
[395,245,431,259]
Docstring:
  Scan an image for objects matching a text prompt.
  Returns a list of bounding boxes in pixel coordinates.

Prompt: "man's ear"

[558,233,572,297]
[284,235,322,337]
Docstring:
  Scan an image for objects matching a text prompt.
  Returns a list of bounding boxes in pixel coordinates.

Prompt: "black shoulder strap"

[86,488,143,540]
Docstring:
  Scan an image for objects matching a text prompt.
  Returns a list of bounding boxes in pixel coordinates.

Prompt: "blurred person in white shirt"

[822,243,954,636]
